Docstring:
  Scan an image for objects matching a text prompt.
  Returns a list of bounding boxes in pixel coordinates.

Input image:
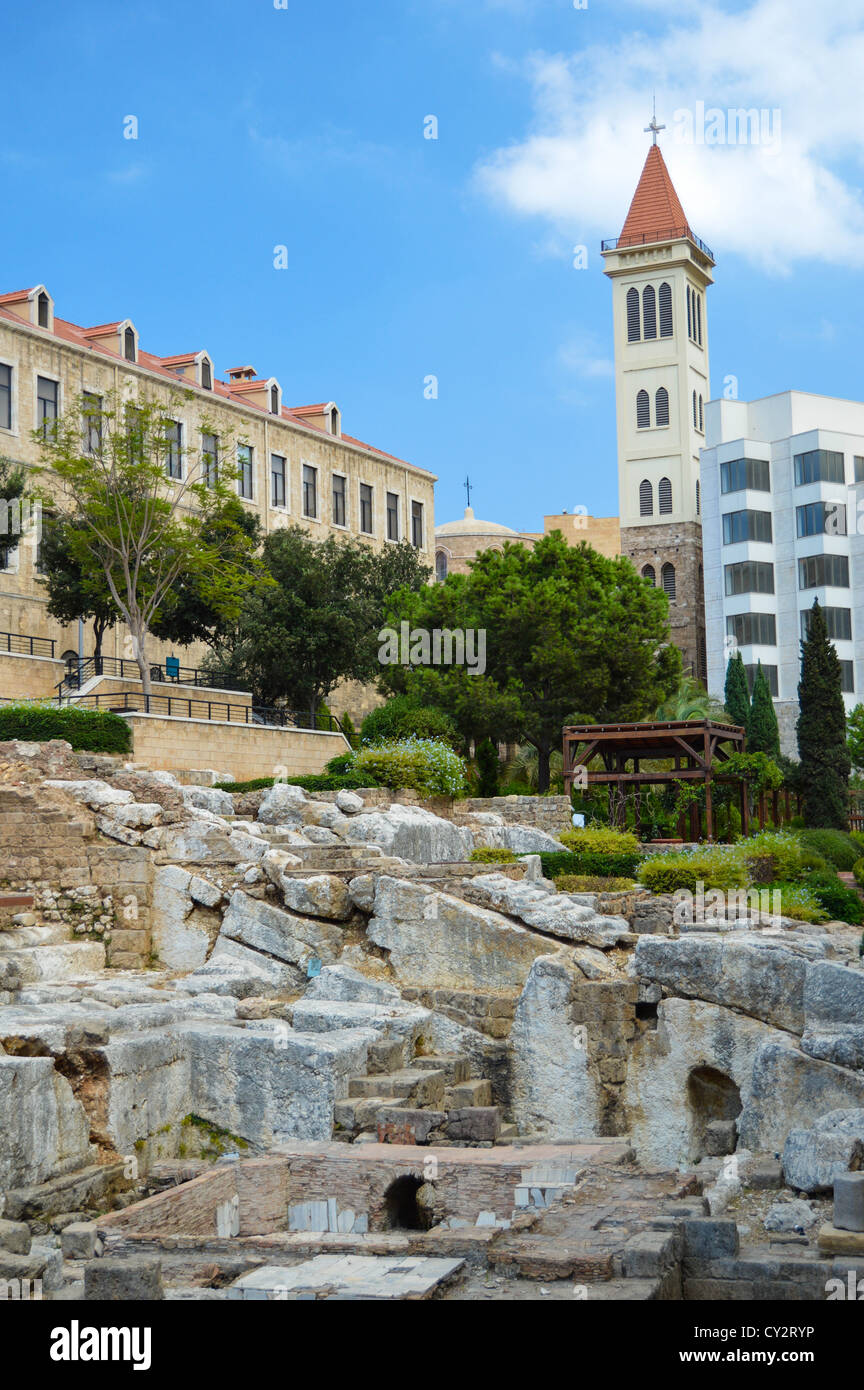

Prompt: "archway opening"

[686,1065,742,1162]
[382,1175,428,1231]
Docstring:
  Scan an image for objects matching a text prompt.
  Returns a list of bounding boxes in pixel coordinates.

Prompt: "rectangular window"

[798,553,850,589]
[801,607,852,641]
[82,392,102,454]
[724,561,774,596]
[794,449,845,486]
[855,456,864,483]
[126,405,146,463]
[202,432,218,489]
[720,457,770,494]
[840,660,855,693]
[722,509,772,545]
[332,474,347,527]
[271,454,286,508]
[386,491,400,541]
[37,376,58,438]
[411,499,424,549]
[359,483,373,534]
[0,364,11,430]
[744,663,778,697]
[726,612,777,647]
[796,500,846,537]
[303,464,317,518]
[237,444,253,500]
[165,421,182,479]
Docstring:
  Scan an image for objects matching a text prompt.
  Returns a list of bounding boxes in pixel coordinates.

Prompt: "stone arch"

[382,1175,429,1231]
[686,1065,742,1162]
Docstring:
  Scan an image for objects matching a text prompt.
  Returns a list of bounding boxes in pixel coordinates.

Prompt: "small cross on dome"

[644,97,665,146]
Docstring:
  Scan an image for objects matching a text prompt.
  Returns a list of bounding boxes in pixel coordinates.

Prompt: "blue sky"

[2,0,863,531]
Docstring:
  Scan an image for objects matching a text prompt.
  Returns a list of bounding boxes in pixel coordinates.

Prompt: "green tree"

[207,527,429,717]
[654,674,726,721]
[37,514,118,662]
[746,660,780,757]
[724,651,751,729]
[475,737,501,797]
[797,599,850,828]
[0,456,27,569]
[382,533,681,792]
[35,392,264,695]
[847,704,864,775]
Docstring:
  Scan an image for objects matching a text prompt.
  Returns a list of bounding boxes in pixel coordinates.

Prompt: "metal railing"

[61,689,344,733]
[601,227,714,260]
[56,653,238,697]
[0,630,56,658]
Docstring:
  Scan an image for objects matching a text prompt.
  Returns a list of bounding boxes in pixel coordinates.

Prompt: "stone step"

[347,1068,446,1106]
[496,1123,520,1145]
[0,942,106,985]
[446,1078,493,1109]
[413,1054,471,1084]
[366,1039,408,1075]
[333,1095,407,1134]
[0,924,71,950]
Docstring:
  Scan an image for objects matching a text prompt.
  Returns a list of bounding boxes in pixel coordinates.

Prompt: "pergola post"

[705,775,714,843]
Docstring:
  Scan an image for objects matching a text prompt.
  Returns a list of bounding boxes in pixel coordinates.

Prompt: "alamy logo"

[49,1321,152,1371]
[378,622,486,675]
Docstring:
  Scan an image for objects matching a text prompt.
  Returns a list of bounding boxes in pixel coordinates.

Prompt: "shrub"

[559,826,640,856]
[350,737,467,797]
[360,695,458,747]
[470,847,517,864]
[773,881,827,923]
[539,849,641,880]
[803,871,864,924]
[0,701,131,753]
[475,738,500,798]
[215,772,373,794]
[555,874,637,893]
[853,858,864,888]
[799,828,862,871]
[638,860,699,894]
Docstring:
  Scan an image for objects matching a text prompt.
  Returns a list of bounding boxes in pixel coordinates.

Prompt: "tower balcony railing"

[601,226,714,260]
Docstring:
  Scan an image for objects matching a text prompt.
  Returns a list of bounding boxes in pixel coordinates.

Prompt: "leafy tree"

[654,675,726,722]
[35,391,264,695]
[0,456,27,568]
[360,693,458,747]
[724,651,751,729]
[847,704,864,775]
[475,737,500,797]
[746,660,780,757]
[37,514,118,661]
[797,599,850,828]
[149,496,263,651]
[206,527,429,717]
[382,533,681,792]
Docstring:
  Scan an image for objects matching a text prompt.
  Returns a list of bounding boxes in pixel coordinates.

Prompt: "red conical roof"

[619,144,691,246]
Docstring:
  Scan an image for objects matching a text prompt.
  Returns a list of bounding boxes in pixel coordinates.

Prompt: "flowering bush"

[350,737,468,797]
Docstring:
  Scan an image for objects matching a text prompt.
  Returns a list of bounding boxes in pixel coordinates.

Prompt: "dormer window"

[270,384,279,415]
[328,404,341,437]
[124,326,136,362]
[37,292,50,328]
[200,357,212,390]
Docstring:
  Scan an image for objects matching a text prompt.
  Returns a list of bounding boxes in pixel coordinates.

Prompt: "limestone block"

[85,1256,164,1301]
[257,783,308,825]
[335,790,364,815]
[44,779,133,809]
[181,786,235,816]
[303,963,401,1005]
[634,933,807,1033]
[279,875,352,922]
[151,865,211,972]
[782,1109,864,1194]
[739,1043,864,1155]
[220,890,344,971]
[342,804,473,863]
[0,1055,92,1190]
[509,953,602,1140]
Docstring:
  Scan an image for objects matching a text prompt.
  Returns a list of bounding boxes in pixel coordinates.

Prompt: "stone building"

[434,507,618,579]
[0,284,436,694]
[602,131,712,680]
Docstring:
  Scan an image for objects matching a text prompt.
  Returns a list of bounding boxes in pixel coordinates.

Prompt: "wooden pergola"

[562,720,748,843]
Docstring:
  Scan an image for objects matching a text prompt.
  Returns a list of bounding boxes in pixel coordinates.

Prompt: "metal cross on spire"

[465,475,473,508]
[644,94,665,145]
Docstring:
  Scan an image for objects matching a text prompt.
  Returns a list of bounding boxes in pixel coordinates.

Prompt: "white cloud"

[558,331,614,380]
[475,0,864,272]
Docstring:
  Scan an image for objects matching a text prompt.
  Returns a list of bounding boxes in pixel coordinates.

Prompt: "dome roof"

[435,506,520,539]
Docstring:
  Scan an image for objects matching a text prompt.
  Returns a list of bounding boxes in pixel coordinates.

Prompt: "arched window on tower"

[626,288,640,342]
[658,477,673,514]
[655,387,669,426]
[696,294,703,345]
[636,390,650,429]
[661,562,676,600]
[696,479,701,515]
[686,286,692,339]
[692,390,698,429]
[639,479,654,516]
[642,285,657,339]
[659,282,673,337]
[642,563,656,585]
[698,395,704,432]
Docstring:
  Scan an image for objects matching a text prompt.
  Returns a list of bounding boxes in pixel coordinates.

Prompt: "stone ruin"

[2,738,864,1301]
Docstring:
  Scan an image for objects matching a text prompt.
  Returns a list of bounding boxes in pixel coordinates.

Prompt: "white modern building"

[702,390,864,752]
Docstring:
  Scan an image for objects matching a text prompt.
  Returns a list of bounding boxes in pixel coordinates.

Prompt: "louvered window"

[659,283,673,336]
[636,390,650,429]
[642,285,656,339]
[655,387,669,426]
[627,288,640,342]
[692,390,698,428]
[698,395,704,431]
[686,286,692,338]
[639,479,653,516]
[661,562,676,600]
[658,477,672,514]
[642,564,656,585]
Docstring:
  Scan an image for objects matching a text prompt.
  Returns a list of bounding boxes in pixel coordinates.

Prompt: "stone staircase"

[0,919,105,990]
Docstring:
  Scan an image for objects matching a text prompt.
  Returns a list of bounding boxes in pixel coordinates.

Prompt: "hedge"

[799,828,862,872]
[0,702,131,754]
[469,847,518,864]
[215,773,374,794]
[555,874,637,893]
[539,850,642,881]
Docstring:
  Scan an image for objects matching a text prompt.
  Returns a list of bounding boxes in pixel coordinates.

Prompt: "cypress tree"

[475,737,500,798]
[746,661,780,757]
[724,651,751,729]
[797,600,850,828]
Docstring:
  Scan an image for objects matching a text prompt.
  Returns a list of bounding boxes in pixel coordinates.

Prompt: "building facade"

[702,390,864,755]
[602,140,713,680]
[0,284,435,693]
[434,508,618,579]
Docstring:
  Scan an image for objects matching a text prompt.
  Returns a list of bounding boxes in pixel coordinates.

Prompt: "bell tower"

[602,117,713,680]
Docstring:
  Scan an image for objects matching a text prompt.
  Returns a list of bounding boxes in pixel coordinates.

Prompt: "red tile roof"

[619,145,691,247]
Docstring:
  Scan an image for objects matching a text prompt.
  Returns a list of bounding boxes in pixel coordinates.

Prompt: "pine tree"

[797,600,850,829]
[747,661,780,757]
[724,651,751,729]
